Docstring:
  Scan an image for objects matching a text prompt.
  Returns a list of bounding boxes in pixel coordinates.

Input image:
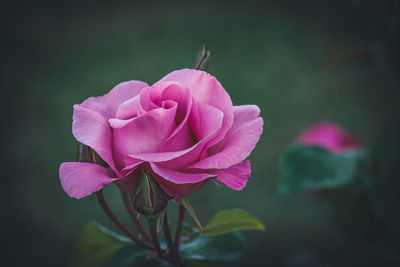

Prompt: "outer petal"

[150,163,215,184]
[156,178,209,202]
[73,81,148,172]
[59,162,119,199]
[115,168,142,195]
[80,80,148,119]
[73,106,117,171]
[189,105,263,169]
[160,69,234,148]
[214,160,251,190]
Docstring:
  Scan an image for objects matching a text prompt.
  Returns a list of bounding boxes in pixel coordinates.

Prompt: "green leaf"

[106,245,170,267]
[180,231,246,262]
[182,198,203,229]
[104,245,148,267]
[199,209,265,236]
[69,222,132,267]
[279,145,368,193]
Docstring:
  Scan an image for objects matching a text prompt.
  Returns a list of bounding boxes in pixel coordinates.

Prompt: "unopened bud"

[133,169,168,219]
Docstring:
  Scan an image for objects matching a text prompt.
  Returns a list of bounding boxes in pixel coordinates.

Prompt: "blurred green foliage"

[279,145,368,193]
[2,0,400,266]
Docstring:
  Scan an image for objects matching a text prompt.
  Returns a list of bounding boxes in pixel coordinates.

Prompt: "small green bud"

[133,169,168,219]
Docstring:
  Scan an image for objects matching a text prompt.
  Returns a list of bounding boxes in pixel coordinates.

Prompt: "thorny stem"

[174,204,186,252]
[121,191,152,242]
[96,190,154,250]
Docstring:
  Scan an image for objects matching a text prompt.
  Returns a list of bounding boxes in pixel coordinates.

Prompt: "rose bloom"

[59,69,263,201]
[297,121,362,153]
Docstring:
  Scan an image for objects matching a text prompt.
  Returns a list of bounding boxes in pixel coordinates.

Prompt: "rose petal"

[112,107,177,167]
[59,162,119,199]
[160,83,193,151]
[189,101,224,141]
[73,81,148,172]
[150,163,215,184]
[80,80,148,120]
[115,168,142,195]
[140,81,180,111]
[115,94,143,120]
[189,105,263,169]
[156,178,209,202]
[160,123,194,153]
[73,105,117,172]
[160,69,234,148]
[127,103,224,170]
[214,160,251,190]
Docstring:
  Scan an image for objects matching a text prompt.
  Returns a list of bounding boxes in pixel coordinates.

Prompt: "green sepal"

[193,45,211,70]
[182,198,203,229]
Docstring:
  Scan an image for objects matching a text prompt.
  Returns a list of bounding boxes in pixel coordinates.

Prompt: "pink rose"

[59,69,263,201]
[297,121,362,153]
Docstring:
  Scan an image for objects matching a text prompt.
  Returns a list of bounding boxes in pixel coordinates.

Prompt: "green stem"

[96,190,154,250]
[162,212,174,253]
[121,191,152,242]
[148,218,163,258]
[174,204,186,252]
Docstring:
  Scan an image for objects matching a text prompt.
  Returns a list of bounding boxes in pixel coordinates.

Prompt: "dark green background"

[2,0,400,266]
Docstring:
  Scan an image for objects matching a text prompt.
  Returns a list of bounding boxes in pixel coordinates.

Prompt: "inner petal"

[140,81,182,112]
[115,94,143,120]
[159,84,194,152]
[112,106,177,170]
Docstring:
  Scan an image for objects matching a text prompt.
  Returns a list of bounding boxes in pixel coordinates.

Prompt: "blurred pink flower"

[297,121,362,153]
[59,69,263,201]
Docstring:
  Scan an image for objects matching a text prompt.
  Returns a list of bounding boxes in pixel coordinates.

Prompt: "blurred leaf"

[104,245,148,267]
[182,198,203,229]
[180,232,246,262]
[279,145,368,193]
[69,222,132,267]
[200,209,265,236]
[173,222,198,240]
[107,247,170,267]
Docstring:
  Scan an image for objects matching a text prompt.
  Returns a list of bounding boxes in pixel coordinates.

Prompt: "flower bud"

[133,169,168,219]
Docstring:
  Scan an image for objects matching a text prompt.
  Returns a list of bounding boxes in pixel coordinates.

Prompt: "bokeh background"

[2,0,400,266]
